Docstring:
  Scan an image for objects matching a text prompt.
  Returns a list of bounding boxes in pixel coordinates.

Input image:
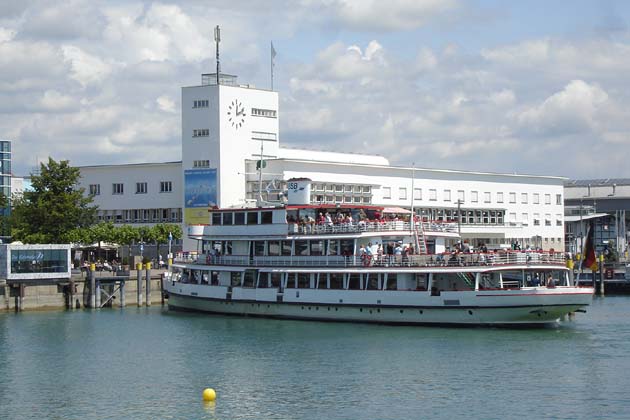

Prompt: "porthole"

[400,310,404,314]
[419,310,423,314]
[468,310,473,315]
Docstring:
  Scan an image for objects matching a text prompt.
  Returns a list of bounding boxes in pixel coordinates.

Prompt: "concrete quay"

[0,269,168,312]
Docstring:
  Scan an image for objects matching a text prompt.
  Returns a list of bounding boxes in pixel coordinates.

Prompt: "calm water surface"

[1,297,630,419]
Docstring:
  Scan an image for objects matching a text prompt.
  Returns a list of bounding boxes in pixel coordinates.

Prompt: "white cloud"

[0,27,16,42]
[39,90,76,112]
[156,95,176,113]
[334,0,459,31]
[62,45,114,87]
[518,80,609,135]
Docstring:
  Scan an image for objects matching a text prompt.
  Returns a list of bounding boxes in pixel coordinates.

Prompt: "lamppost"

[456,199,464,238]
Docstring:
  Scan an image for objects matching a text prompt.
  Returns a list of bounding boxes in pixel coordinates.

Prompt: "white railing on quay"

[174,251,567,269]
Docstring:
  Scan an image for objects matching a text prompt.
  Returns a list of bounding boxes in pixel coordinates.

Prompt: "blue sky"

[1,0,629,178]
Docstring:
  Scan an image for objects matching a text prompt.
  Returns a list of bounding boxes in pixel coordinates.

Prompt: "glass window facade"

[11,248,68,273]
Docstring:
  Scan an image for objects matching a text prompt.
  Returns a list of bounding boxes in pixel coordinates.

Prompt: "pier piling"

[95,280,101,308]
[89,264,96,309]
[120,280,126,308]
[136,263,143,307]
[145,263,152,307]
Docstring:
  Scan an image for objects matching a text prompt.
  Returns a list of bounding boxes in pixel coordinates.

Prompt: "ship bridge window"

[222,212,233,225]
[234,212,245,225]
[247,212,258,224]
[261,211,273,224]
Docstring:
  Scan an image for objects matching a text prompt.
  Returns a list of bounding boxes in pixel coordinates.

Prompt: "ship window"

[385,274,397,290]
[286,273,297,289]
[254,241,265,256]
[317,274,327,289]
[328,240,339,256]
[257,273,269,288]
[310,240,324,256]
[230,272,241,286]
[261,211,273,224]
[223,241,233,256]
[243,271,255,288]
[286,210,298,224]
[247,212,258,224]
[211,213,222,225]
[281,241,292,256]
[268,241,280,256]
[329,273,343,289]
[348,273,361,290]
[366,274,379,290]
[234,212,245,225]
[340,240,354,256]
[222,212,233,225]
[270,273,282,288]
[295,240,309,256]
[297,273,310,288]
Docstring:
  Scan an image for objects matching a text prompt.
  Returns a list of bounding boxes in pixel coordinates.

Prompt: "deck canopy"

[382,207,412,214]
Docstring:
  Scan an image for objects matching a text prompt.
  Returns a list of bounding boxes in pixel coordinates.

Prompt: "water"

[1,298,630,420]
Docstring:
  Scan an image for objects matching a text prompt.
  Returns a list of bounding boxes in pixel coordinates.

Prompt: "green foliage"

[11,158,97,243]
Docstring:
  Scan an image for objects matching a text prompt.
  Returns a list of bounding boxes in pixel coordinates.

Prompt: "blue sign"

[184,169,217,208]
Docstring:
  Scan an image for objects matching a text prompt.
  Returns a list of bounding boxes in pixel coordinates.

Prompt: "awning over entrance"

[382,207,412,214]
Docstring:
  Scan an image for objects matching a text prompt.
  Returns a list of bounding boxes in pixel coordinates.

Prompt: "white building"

[78,72,566,252]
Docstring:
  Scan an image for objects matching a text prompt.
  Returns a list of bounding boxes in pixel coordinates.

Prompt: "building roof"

[565,178,630,187]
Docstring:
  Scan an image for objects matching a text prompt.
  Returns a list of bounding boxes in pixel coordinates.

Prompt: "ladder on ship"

[457,272,476,289]
[414,221,428,254]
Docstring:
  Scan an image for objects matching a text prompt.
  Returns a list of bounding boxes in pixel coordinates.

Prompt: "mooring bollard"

[145,262,152,307]
[136,262,143,307]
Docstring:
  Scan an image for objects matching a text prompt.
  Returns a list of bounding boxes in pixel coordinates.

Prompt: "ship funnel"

[286,178,311,205]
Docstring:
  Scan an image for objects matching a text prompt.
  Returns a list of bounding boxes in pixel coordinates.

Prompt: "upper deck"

[195,204,460,239]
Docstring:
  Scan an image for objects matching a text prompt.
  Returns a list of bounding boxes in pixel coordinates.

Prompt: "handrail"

[174,251,567,268]
[289,221,459,235]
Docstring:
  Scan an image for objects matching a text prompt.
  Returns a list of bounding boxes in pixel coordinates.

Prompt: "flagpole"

[271,41,274,91]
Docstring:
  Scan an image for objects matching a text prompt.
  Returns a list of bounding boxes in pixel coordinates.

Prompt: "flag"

[582,225,598,272]
[271,42,277,62]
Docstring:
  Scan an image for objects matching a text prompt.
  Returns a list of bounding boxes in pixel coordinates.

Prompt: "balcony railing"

[174,251,567,269]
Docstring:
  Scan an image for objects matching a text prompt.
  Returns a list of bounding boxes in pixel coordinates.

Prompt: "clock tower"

[181,73,279,226]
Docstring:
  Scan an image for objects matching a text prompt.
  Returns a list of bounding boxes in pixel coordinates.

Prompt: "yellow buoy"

[202,388,216,401]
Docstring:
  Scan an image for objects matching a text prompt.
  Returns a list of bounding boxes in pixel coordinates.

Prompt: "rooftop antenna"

[214,25,221,85]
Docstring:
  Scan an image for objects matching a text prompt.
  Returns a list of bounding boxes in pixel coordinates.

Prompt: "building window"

[545,214,551,226]
[251,131,277,141]
[444,189,451,202]
[545,194,551,205]
[399,187,407,200]
[534,213,540,226]
[89,184,100,196]
[458,190,465,202]
[509,212,517,224]
[193,160,210,168]
[556,194,562,205]
[522,213,528,225]
[193,129,210,137]
[496,192,503,203]
[112,183,124,195]
[251,108,277,118]
[556,214,563,226]
[483,192,491,203]
[193,100,209,108]
[471,191,478,203]
[521,193,528,204]
[382,187,391,199]
[160,181,172,193]
[414,188,422,201]
[136,182,147,194]
[429,189,437,201]
[533,193,540,204]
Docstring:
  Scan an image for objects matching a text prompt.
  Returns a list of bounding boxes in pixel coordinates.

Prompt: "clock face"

[227,99,246,129]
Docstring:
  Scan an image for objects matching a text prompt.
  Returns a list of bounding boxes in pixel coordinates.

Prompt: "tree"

[11,158,97,243]
[151,223,183,263]
[112,224,140,265]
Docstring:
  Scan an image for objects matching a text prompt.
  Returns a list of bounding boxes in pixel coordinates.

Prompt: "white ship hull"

[165,283,592,326]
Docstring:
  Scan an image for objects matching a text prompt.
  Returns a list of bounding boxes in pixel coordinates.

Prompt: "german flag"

[582,226,599,272]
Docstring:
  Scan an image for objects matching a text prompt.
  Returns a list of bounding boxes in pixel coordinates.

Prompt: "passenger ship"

[165,180,593,326]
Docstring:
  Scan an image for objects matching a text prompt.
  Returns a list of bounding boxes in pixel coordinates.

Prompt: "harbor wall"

[0,270,167,312]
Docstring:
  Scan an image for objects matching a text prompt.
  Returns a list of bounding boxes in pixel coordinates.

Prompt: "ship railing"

[289,221,458,235]
[177,251,567,268]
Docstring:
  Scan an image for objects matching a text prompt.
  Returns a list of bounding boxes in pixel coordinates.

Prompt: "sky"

[1,0,630,179]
